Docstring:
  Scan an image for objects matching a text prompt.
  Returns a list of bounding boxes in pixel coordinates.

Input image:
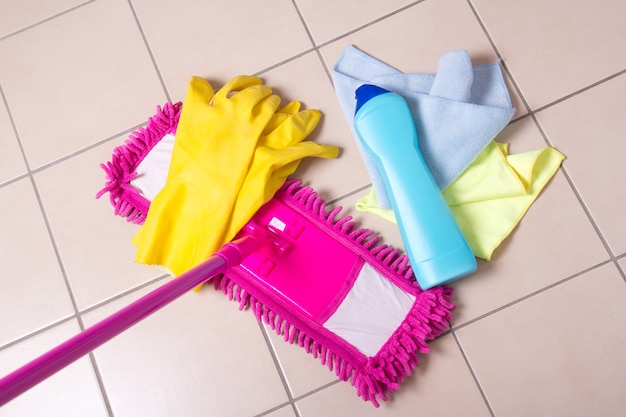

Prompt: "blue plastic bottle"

[353,84,476,289]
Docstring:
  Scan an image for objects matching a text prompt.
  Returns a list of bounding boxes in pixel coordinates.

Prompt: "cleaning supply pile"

[0,44,565,408]
[333,45,564,260]
[96,45,563,405]
[97,75,456,406]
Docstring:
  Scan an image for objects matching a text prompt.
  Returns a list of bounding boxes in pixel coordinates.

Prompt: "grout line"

[33,125,140,172]
[254,48,318,77]
[0,121,145,193]
[289,0,332,83]
[465,0,533,116]
[327,183,372,205]
[292,380,341,403]
[257,322,301,417]
[29,130,119,416]
[0,0,96,42]
[1,83,86,332]
[87,352,115,417]
[468,0,626,121]
[450,259,613,332]
[253,401,292,417]
[451,332,496,417]
[314,0,427,50]
[531,69,626,115]
[0,315,76,352]
[531,114,617,260]
[77,273,171,316]
[126,0,172,102]
[0,172,30,189]
[615,260,626,285]
[19,166,117,417]
[290,0,319,49]
[0,83,32,179]
[2,82,117,417]
[468,0,625,285]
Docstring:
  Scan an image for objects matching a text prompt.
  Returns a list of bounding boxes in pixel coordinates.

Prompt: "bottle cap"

[354,84,390,114]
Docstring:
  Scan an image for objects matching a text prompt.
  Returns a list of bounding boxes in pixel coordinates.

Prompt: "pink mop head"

[217,179,454,407]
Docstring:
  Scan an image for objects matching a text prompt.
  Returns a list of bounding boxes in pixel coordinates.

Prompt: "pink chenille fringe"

[96,102,182,224]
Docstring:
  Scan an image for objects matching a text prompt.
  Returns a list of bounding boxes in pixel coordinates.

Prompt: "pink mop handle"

[0,235,260,406]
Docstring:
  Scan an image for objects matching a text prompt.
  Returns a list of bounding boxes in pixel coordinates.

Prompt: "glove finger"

[213,75,263,103]
[218,75,262,94]
[230,83,275,107]
[277,101,301,115]
[260,109,321,148]
[263,111,290,135]
[262,101,303,134]
[185,76,216,107]
[270,142,339,164]
[250,92,282,123]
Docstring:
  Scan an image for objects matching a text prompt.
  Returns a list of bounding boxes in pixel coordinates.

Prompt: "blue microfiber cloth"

[332,45,516,209]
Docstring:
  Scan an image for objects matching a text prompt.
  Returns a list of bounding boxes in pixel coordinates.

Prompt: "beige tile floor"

[1,0,625,416]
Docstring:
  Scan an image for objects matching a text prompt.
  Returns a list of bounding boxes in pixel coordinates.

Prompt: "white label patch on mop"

[130,132,176,201]
[322,262,416,357]
[268,217,287,232]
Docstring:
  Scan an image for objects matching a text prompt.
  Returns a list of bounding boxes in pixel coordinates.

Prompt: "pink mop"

[0,103,454,408]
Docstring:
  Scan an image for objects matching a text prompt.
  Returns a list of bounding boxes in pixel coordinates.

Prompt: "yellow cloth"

[132,75,338,276]
[356,142,565,260]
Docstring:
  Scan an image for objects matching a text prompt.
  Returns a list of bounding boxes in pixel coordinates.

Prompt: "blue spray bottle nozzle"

[354,84,391,114]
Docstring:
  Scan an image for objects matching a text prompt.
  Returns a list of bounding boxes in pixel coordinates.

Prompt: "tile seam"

[76,273,170,316]
[452,331,496,417]
[257,321,301,417]
[0,315,76,352]
[2,80,116,417]
[0,0,96,42]
[125,0,172,103]
[314,0,428,50]
[531,114,617,260]
[450,258,614,332]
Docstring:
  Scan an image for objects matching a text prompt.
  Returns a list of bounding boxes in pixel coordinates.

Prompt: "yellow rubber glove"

[132,75,281,275]
[228,101,339,238]
[356,142,564,260]
[132,76,338,277]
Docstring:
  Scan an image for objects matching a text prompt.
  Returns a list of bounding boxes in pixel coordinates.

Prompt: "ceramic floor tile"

[295,0,415,45]
[0,0,86,38]
[131,0,313,102]
[259,52,370,199]
[456,263,626,417]
[34,136,165,311]
[449,117,609,324]
[319,0,527,119]
[536,74,626,257]
[471,0,626,110]
[82,280,288,417]
[0,0,166,170]
[0,320,108,417]
[295,334,491,416]
[0,96,26,184]
[0,179,74,345]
